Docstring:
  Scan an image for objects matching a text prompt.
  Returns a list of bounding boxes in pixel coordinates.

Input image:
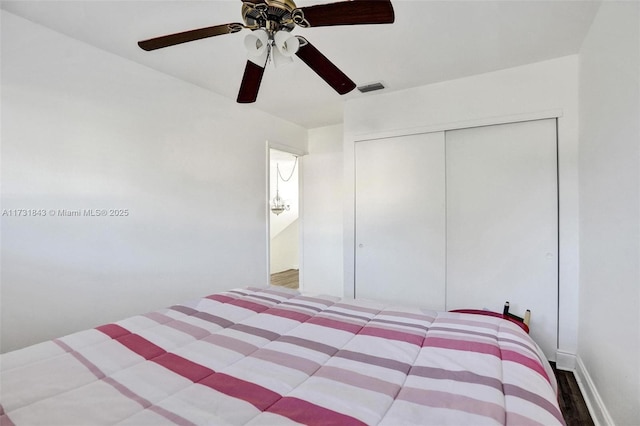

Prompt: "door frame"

[265,141,306,288]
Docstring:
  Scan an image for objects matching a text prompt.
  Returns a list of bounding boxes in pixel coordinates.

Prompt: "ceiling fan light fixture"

[272,48,294,67]
[274,30,300,57]
[244,29,269,66]
[138,0,396,103]
[272,31,300,67]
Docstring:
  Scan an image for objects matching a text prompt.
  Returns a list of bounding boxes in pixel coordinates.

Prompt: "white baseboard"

[574,356,615,426]
[555,350,576,371]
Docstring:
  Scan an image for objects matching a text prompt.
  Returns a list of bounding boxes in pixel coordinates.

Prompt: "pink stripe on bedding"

[0,407,16,426]
[2,287,564,426]
[117,334,166,360]
[206,294,236,303]
[265,307,312,323]
[424,336,501,357]
[100,322,282,412]
[148,406,197,426]
[502,350,551,383]
[267,397,367,426]
[359,326,424,346]
[307,316,363,334]
[315,366,401,397]
[103,376,152,409]
[99,324,216,382]
[54,339,106,379]
[97,323,130,339]
[199,373,280,411]
[229,299,270,313]
[398,387,506,423]
[53,333,193,426]
[153,353,214,383]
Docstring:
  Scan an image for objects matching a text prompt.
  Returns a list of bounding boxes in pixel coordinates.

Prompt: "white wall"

[302,125,344,296]
[343,56,580,362]
[578,2,640,424]
[270,219,299,273]
[0,11,307,353]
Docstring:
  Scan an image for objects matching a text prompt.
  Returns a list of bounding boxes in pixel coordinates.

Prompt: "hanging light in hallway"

[271,157,298,215]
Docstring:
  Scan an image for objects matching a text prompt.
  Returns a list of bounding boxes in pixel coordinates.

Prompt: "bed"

[0,286,565,425]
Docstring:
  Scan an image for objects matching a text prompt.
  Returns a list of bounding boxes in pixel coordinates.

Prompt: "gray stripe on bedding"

[251,349,320,375]
[369,318,430,332]
[167,306,235,329]
[280,301,323,312]
[165,321,210,340]
[335,350,411,374]
[409,366,502,391]
[170,305,198,316]
[398,387,505,423]
[322,309,372,322]
[277,336,338,356]
[202,334,258,356]
[315,366,401,397]
[230,324,280,341]
[428,326,499,341]
[503,384,565,424]
[193,312,235,329]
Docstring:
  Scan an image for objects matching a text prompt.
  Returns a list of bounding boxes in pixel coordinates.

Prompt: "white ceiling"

[1,0,601,129]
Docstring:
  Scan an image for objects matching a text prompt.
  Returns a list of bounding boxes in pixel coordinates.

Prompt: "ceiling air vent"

[357,82,385,93]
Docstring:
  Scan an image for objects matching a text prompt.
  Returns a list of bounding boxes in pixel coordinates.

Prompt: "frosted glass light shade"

[244,30,269,67]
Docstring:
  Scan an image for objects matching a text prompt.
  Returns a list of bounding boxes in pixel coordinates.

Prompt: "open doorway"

[269,148,300,289]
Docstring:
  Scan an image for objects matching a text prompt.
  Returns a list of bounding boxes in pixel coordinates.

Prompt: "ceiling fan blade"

[294,0,394,28]
[295,38,356,95]
[138,23,243,51]
[237,60,266,103]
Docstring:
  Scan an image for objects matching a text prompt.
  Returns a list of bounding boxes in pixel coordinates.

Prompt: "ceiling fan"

[138,0,394,103]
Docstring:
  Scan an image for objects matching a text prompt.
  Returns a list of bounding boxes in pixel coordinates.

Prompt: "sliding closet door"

[355,132,446,309]
[445,119,558,358]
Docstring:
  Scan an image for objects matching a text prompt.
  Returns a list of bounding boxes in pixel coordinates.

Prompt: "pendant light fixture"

[271,157,298,216]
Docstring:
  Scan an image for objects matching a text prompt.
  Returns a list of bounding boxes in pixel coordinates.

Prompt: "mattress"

[0,286,565,425]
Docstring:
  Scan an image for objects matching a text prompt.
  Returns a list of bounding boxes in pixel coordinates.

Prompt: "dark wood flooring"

[270,269,299,289]
[552,363,594,426]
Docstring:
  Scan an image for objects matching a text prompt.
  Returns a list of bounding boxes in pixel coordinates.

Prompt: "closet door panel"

[355,132,446,309]
[445,119,558,358]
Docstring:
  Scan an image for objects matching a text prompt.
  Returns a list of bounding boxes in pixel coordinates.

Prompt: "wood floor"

[552,363,594,426]
[268,275,593,425]
[270,269,299,289]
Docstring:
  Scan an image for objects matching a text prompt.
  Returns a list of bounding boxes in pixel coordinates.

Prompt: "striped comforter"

[1,286,564,425]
